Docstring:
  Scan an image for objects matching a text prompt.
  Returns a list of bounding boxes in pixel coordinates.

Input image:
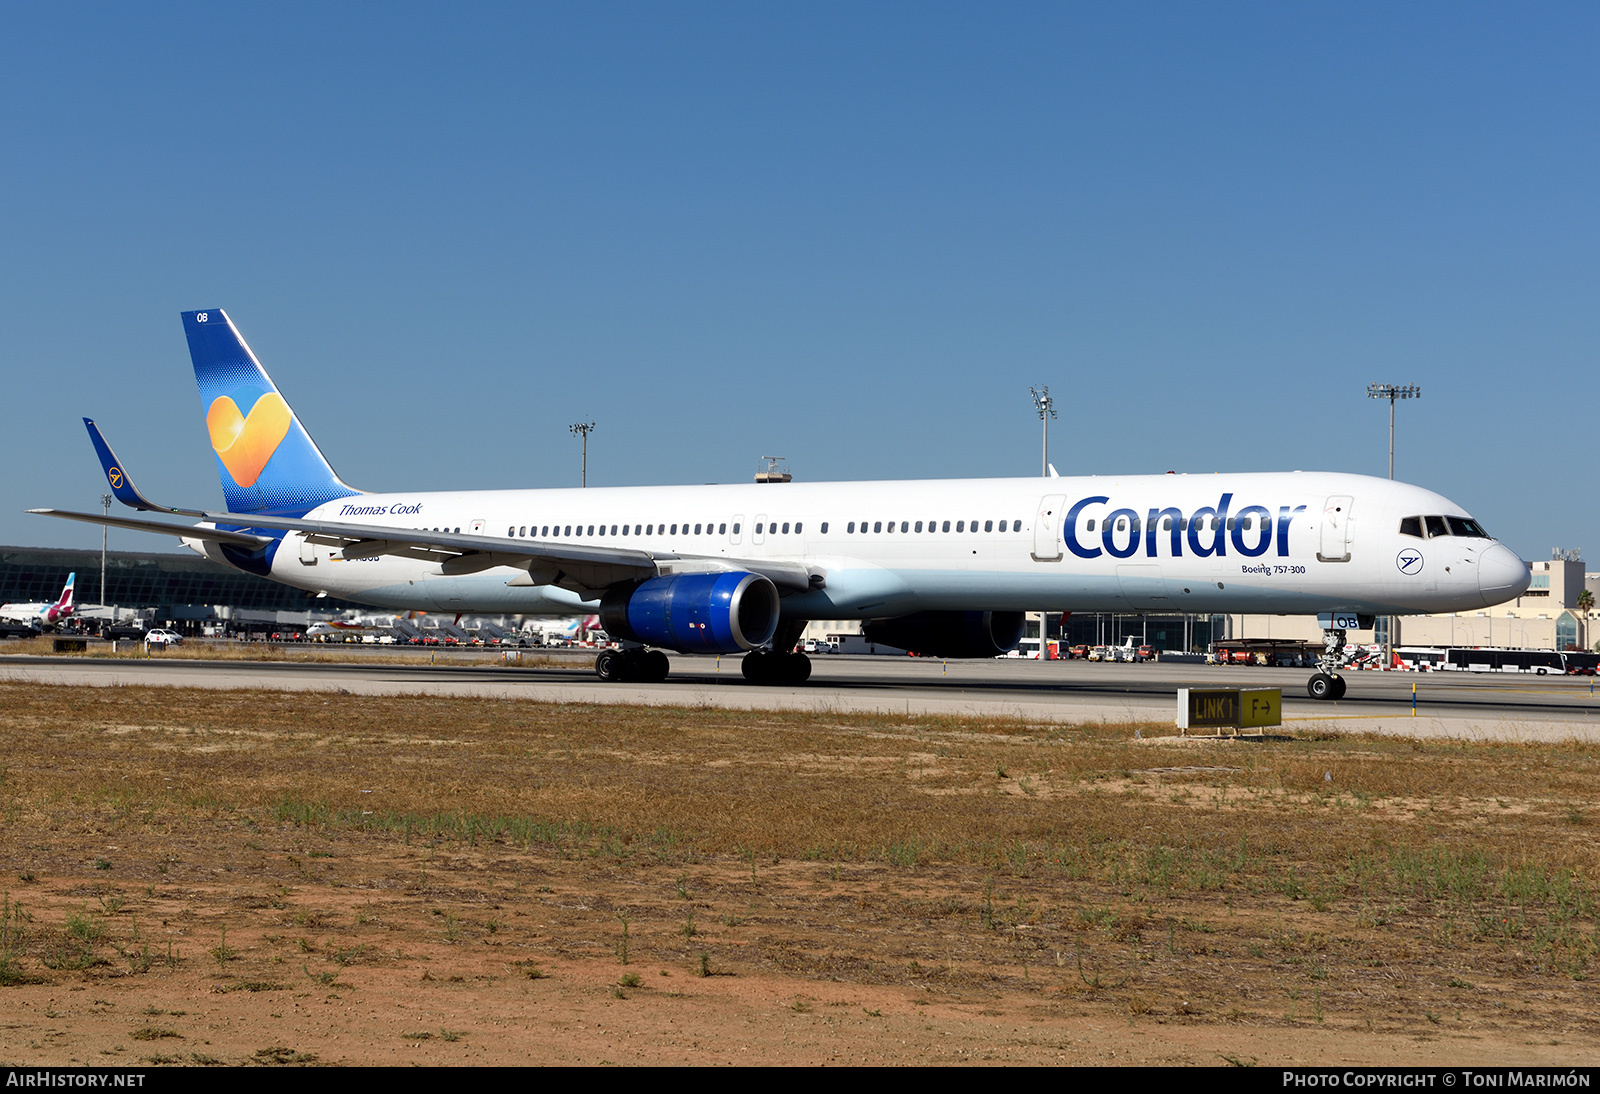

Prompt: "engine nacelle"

[862,610,1025,658]
[601,571,779,654]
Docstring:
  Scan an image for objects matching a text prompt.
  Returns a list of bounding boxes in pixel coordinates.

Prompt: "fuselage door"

[298,532,317,566]
[1031,494,1068,562]
[1317,496,1354,563]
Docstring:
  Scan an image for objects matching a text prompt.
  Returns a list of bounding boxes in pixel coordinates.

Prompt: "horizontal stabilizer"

[28,509,274,549]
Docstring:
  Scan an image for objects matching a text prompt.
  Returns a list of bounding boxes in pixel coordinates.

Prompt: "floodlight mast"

[1030,386,1057,478]
[569,421,596,487]
[1366,383,1420,664]
[1366,383,1420,480]
[101,493,112,609]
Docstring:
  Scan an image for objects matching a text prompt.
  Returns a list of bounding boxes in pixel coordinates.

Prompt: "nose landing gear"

[1307,625,1350,700]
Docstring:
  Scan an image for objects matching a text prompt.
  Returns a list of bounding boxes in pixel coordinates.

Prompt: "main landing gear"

[741,648,811,685]
[1306,626,1350,701]
[594,647,671,683]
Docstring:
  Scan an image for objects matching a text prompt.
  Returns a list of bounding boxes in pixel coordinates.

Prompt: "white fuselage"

[184,470,1527,621]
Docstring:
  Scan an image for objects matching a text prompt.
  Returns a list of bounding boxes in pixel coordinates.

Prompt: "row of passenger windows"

[1399,515,1489,539]
[502,522,820,538]
[1086,515,1257,532]
[495,518,1032,540]
[507,523,739,538]
[847,519,1020,534]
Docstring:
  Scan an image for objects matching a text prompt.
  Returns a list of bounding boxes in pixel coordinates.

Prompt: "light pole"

[1029,386,1058,655]
[1030,386,1056,478]
[1367,384,1420,662]
[1366,383,1420,480]
[101,493,112,610]
[569,422,595,487]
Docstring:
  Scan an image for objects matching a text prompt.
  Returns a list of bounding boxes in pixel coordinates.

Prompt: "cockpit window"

[1447,516,1489,538]
[1424,515,1449,538]
[1399,516,1423,538]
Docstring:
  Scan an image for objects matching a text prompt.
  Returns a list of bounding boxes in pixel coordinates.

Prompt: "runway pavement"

[5,647,1599,741]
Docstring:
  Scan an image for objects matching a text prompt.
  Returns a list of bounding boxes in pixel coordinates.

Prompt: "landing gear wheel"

[741,650,771,683]
[786,652,812,683]
[595,649,625,683]
[644,650,670,682]
[1307,672,1345,700]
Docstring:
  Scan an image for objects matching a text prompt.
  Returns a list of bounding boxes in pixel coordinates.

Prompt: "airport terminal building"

[0,545,364,628]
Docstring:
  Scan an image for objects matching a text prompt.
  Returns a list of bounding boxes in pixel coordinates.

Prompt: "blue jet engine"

[601,571,780,654]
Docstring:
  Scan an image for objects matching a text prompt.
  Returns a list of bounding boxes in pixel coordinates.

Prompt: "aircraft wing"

[193,511,817,595]
[28,508,815,596]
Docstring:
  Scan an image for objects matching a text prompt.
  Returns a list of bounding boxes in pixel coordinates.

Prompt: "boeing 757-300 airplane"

[32,309,1530,697]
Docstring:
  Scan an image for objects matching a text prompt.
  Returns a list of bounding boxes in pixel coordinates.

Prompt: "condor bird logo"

[206,393,293,488]
[107,467,123,489]
[1396,549,1423,575]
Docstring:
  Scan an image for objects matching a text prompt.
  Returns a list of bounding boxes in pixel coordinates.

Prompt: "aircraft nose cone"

[1478,543,1530,606]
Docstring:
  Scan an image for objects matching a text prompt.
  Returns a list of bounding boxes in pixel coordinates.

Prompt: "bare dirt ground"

[0,680,1595,1066]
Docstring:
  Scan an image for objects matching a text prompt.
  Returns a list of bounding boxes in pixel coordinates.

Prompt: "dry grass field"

[0,679,1595,1066]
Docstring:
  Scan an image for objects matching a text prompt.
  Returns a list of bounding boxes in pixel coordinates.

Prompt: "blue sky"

[2,3,1594,562]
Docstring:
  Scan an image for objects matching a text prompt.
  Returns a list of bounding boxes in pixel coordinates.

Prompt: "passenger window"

[899,521,907,533]
[755,523,762,534]
[1086,519,1095,531]
[508,527,515,537]
[621,525,628,536]
[942,521,950,532]
[874,522,882,533]
[848,522,856,533]
[671,524,678,535]
[795,523,802,533]
[719,523,727,534]
[610,525,617,535]
[646,524,653,535]
[732,523,740,534]
[984,520,993,532]
[820,522,828,533]
[1116,517,1126,532]
[1210,518,1219,531]
[635,525,642,535]
[915,521,923,533]
[1425,515,1448,538]
[782,522,790,534]
[694,524,702,534]
[956,521,964,532]
[1399,516,1423,538]
[1163,517,1172,531]
[1226,517,1236,530]
[887,522,895,533]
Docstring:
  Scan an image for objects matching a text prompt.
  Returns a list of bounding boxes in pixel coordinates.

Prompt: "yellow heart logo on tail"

[206,393,292,488]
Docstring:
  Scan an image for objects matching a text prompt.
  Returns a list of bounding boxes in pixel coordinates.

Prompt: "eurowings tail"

[181,309,361,515]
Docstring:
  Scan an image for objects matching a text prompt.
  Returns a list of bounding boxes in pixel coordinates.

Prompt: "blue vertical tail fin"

[181,309,361,515]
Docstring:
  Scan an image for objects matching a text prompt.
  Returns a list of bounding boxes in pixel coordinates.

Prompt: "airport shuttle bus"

[34,309,1532,699]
